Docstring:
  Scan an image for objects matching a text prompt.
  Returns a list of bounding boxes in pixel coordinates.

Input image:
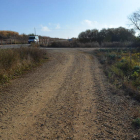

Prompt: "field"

[0,46,48,84]
[94,49,140,99]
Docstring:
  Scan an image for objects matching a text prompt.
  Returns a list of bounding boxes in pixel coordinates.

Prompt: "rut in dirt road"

[0,49,137,140]
[31,52,97,139]
[0,50,97,139]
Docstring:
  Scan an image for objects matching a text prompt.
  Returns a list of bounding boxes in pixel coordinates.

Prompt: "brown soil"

[0,48,140,140]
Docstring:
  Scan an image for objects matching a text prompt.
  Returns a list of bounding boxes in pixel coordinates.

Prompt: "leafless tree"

[128,9,140,31]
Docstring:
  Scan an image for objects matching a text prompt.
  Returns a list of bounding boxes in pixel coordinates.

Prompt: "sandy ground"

[0,49,139,140]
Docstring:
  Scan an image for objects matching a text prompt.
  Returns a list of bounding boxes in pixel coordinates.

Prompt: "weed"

[133,118,140,128]
[0,47,48,85]
[94,49,140,101]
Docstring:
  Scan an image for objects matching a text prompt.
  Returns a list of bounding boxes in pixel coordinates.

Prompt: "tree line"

[78,27,136,44]
[78,9,140,45]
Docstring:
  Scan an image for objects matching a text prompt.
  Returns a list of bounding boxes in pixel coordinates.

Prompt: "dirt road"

[0,49,139,139]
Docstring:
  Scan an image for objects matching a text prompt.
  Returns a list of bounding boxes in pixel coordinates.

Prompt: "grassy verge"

[94,48,140,127]
[94,49,140,100]
[0,46,48,85]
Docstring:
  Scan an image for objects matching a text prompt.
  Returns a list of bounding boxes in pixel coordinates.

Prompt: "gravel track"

[0,49,139,140]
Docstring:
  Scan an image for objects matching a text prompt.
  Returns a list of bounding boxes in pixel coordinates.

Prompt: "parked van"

[28,36,39,44]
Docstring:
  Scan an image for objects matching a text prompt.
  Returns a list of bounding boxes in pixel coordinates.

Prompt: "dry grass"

[0,46,48,84]
[46,40,100,48]
[94,49,140,101]
[0,30,28,44]
[0,31,19,39]
[94,49,140,129]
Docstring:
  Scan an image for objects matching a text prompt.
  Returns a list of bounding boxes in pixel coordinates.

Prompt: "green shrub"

[133,66,140,72]
[132,78,140,87]
[108,53,117,60]
[111,66,124,78]
[131,71,139,79]
[132,118,140,128]
[95,49,140,103]
[0,74,9,84]
[116,60,132,75]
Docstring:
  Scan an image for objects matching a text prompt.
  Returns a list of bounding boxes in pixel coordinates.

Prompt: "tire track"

[91,56,137,139]
[0,49,137,140]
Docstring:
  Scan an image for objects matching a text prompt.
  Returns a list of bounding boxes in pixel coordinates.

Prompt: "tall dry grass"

[46,40,100,48]
[94,49,140,101]
[0,47,48,84]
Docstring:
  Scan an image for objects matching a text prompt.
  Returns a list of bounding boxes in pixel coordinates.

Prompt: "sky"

[1,0,140,39]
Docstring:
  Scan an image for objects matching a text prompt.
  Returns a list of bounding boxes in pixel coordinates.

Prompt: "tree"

[28,33,35,36]
[90,29,99,42]
[78,31,87,42]
[78,29,99,43]
[78,27,135,43]
[129,9,140,31]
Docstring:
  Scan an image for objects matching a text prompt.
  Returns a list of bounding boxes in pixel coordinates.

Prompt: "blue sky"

[1,0,140,38]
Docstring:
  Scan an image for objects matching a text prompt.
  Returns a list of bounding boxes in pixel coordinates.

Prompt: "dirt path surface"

[0,49,139,140]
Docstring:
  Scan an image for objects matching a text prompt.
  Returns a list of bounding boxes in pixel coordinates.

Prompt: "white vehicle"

[28,36,39,44]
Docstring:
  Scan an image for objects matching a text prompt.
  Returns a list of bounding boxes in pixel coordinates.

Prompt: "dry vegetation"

[0,46,48,85]
[0,31,19,39]
[0,30,28,44]
[94,48,140,128]
[42,39,140,49]
[46,40,100,48]
[94,49,140,99]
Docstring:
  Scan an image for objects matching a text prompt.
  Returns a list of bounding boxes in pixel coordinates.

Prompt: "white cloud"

[82,20,98,27]
[103,24,119,29]
[41,25,51,32]
[81,20,122,30]
[56,24,60,29]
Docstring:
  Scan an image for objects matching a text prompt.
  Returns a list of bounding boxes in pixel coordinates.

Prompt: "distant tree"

[78,27,135,43]
[0,31,19,39]
[85,29,91,42]
[78,31,88,42]
[116,27,135,41]
[97,28,107,44]
[128,9,140,32]
[104,28,114,42]
[90,29,99,42]
[28,33,35,36]
[78,29,99,43]
[109,27,135,42]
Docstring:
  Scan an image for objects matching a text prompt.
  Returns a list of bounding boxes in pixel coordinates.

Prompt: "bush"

[111,66,124,78]
[48,41,100,48]
[94,49,140,102]
[0,49,18,70]
[133,66,140,72]
[116,60,133,75]
[101,42,134,48]
[0,47,47,84]
[132,118,140,128]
